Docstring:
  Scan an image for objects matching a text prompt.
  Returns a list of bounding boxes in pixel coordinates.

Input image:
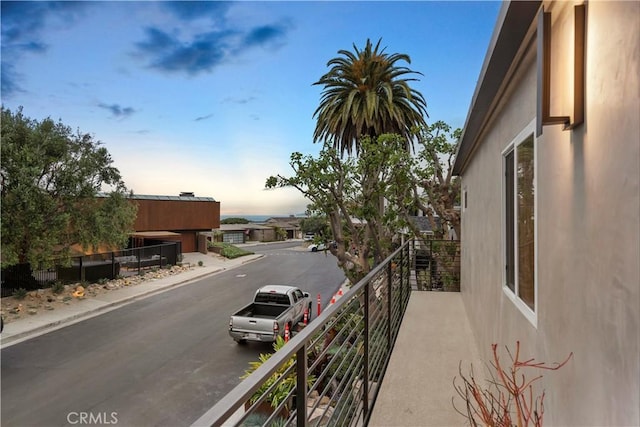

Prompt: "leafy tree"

[313,38,428,155]
[299,215,328,236]
[220,217,250,224]
[267,121,462,283]
[1,107,137,269]
[411,121,461,239]
[267,134,415,284]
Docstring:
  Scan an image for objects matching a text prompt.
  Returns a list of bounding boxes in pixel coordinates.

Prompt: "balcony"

[369,291,479,426]
[192,239,477,426]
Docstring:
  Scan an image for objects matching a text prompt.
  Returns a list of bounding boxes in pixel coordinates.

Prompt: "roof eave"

[453,0,542,176]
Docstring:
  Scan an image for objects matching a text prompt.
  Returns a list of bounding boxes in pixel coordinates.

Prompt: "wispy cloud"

[162,2,231,21]
[222,96,256,105]
[135,2,290,76]
[1,63,24,97]
[1,1,86,97]
[242,24,288,49]
[136,27,236,75]
[98,103,136,119]
[194,114,214,122]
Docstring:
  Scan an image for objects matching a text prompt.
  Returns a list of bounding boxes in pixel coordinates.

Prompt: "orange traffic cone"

[284,323,290,342]
[337,288,343,297]
[330,295,336,305]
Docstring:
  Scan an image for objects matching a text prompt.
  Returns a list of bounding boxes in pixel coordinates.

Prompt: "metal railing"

[192,240,413,427]
[1,242,181,297]
[414,240,460,291]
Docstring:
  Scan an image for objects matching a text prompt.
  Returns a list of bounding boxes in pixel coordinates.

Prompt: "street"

[0,241,346,426]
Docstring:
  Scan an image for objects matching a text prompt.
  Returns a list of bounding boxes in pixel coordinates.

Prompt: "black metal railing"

[414,240,460,291]
[192,240,413,427]
[1,242,181,297]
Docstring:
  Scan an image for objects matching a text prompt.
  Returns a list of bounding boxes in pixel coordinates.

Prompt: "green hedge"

[208,242,254,259]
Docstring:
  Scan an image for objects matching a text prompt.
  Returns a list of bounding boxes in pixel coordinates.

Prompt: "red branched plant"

[453,341,573,427]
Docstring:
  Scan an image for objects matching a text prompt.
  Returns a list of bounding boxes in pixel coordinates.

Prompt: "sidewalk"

[0,252,263,349]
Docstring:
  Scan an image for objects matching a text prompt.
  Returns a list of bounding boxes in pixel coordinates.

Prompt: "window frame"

[501,118,538,327]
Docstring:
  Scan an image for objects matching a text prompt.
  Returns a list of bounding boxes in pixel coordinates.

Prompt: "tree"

[1,107,137,269]
[412,121,462,239]
[267,134,415,284]
[221,217,250,224]
[313,38,428,155]
[267,121,462,284]
[299,215,329,236]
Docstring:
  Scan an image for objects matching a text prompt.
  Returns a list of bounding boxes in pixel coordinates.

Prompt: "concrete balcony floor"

[369,291,481,426]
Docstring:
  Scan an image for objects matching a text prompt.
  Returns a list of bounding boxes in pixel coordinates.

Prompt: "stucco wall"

[459,2,639,425]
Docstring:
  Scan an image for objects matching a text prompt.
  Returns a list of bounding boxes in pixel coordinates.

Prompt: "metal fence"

[414,239,460,292]
[192,240,413,427]
[1,242,181,297]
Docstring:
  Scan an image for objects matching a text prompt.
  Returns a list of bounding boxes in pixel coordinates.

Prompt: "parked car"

[309,241,337,252]
[228,285,312,344]
[309,242,326,252]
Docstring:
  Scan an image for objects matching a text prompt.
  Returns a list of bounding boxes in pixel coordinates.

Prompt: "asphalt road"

[0,241,346,427]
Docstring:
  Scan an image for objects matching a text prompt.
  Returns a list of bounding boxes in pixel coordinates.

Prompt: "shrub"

[242,336,315,412]
[453,341,572,427]
[12,288,27,299]
[209,242,254,259]
[51,281,65,295]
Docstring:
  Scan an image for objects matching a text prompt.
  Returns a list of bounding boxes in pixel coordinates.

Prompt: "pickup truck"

[229,285,312,344]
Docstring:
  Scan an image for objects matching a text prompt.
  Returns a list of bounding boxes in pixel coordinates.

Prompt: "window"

[503,121,536,322]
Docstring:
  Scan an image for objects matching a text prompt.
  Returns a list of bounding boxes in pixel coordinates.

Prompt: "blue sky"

[1,1,501,216]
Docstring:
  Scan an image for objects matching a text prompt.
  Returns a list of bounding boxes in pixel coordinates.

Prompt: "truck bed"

[234,303,290,319]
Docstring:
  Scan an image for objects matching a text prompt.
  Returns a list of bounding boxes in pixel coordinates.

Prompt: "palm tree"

[313,38,428,155]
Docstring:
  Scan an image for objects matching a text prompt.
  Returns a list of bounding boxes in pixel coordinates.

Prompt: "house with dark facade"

[129,194,220,253]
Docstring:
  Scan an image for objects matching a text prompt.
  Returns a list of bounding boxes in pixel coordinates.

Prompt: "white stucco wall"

[459,2,639,425]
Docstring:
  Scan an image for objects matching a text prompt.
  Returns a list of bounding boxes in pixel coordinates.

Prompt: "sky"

[1,1,502,216]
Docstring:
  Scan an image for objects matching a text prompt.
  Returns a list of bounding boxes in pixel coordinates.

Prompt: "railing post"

[399,248,405,307]
[429,239,434,289]
[296,343,307,427]
[112,252,116,279]
[387,262,392,348]
[363,282,370,420]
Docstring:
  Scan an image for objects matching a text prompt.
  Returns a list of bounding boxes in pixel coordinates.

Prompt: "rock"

[44,305,54,311]
[47,296,54,303]
[28,309,37,315]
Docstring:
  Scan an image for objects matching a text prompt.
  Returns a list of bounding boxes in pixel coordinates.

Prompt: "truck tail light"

[273,321,279,335]
[229,318,233,330]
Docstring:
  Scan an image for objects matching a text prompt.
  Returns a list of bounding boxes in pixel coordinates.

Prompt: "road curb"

[1,254,265,348]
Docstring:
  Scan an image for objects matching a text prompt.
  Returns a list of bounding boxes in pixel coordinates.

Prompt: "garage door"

[223,232,244,244]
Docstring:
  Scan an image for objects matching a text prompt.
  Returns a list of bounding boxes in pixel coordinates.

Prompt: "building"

[263,216,304,239]
[215,223,275,244]
[130,194,220,253]
[452,1,639,425]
